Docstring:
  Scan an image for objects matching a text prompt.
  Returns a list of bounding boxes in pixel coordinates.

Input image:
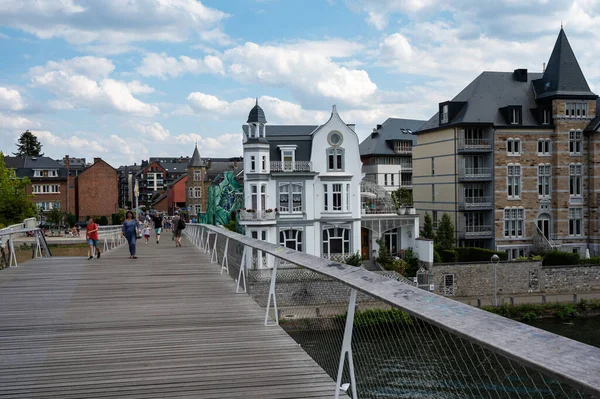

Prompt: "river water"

[286,317,596,399]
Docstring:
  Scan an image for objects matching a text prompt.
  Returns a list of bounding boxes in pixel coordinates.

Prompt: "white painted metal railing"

[0,227,50,267]
[270,161,313,172]
[98,225,127,254]
[184,223,600,398]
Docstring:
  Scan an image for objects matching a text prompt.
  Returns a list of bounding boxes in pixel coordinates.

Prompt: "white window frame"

[568,208,583,236]
[537,138,551,156]
[194,170,201,181]
[542,109,551,125]
[327,148,344,171]
[566,102,588,118]
[260,184,266,210]
[510,108,520,125]
[569,130,583,155]
[504,207,525,238]
[332,183,342,211]
[507,164,521,199]
[537,164,551,198]
[250,184,258,210]
[322,226,351,258]
[250,156,256,172]
[441,104,449,124]
[323,184,328,211]
[194,187,202,199]
[279,228,303,252]
[507,138,521,156]
[278,182,303,213]
[569,163,583,197]
[261,155,267,172]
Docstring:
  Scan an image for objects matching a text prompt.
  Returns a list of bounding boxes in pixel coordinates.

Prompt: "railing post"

[221,237,229,275]
[264,257,280,326]
[236,246,248,293]
[8,235,17,267]
[103,235,109,252]
[199,226,204,250]
[34,232,42,258]
[204,232,212,254]
[335,289,358,399]
[210,233,218,264]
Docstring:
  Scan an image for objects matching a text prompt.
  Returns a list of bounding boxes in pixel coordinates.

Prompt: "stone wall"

[431,261,600,297]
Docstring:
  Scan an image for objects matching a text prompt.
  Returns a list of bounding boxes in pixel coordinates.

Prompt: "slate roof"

[157,162,188,174]
[247,99,267,123]
[533,28,596,100]
[188,145,205,167]
[4,156,67,179]
[243,125,317,161]
[418,71,544,132]
[359,118,425,156]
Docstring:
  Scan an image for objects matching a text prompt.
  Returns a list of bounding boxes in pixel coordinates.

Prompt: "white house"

[239,101,428,267]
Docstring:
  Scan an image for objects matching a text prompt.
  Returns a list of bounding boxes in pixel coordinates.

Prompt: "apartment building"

[414,28,600,257]
[360,118,425,192]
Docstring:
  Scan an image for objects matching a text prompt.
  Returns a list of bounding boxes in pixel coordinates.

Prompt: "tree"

[436,213,455,250]
[13,130,43,157]
[46,207,63,226]
[421,212,435,239]
[0,153,37,227]
[392,187,413,209]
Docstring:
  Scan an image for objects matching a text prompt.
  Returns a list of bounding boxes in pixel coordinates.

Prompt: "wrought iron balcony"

[458,196,493,210]
[458,167,493,181]
[457,138,492,152]
[239,210,276,221]
[459,225,494,238]
[270,161,313,172]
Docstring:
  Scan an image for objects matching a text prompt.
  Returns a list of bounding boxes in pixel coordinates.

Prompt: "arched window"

[279,229,303,252]
[322,226,350,258]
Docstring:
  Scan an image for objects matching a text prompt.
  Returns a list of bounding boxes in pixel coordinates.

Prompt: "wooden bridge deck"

[0,238,338,398]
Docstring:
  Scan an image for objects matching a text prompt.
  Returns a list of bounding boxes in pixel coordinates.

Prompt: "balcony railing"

[239,210,276,221]
[270,161,313,172]
[458,167,492,180]
[457,138,492,151]
[460,224,494,238]
[458,196,493,210]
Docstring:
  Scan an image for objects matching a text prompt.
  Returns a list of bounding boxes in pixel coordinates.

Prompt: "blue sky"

[0,0,598,166]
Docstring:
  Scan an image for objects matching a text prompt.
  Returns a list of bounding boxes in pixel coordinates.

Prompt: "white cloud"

[0,87,25,111]
[137,53,225,78]
[134,122,170,141]
[0,113,37,130]
[30,56,159,116]
[0,0,230,53]
[224,42,377,107]
[174,132,242,158]
[0,32,8,39]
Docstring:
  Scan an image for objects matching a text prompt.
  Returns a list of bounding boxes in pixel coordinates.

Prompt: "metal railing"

[458,196,493,210]
[239,210,276,221]
[98,225,127,254]
[0,227,50,268]
[458,167,493,180]
[184,223,600,398]
[270,161,313,172]
[458,138,492,151]
[459,224,494,238]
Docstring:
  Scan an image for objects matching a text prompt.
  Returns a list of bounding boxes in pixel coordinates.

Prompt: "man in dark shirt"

[151,212,164,244]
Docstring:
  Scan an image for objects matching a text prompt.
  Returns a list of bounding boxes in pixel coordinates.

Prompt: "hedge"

[542,250,580,266]
[578,256,600,265]
[455,247,508,262]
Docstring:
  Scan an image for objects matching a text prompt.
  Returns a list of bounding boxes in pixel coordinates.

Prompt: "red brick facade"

[76,158,118,218]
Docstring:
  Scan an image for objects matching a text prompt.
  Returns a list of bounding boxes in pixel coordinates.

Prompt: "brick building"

[76,158,118,219]
[186,145,208,216]
[414,28,600,258]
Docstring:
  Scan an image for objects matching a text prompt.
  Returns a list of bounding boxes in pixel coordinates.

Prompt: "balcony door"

[464,156,484,174]
[464,183,485,201]
[537,214,550,239]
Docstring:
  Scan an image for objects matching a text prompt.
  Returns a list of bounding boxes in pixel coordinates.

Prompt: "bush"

[66,212,77,228]
[224,219,236,232]
[344,252,363,267]
[579,256,600,265]
[543,250,580,266]
[433,250,442,263]
[376,239,395,268]
[111,212,125,226]
[455,247,508,262]
[339,308,413,328]
[440,249,457,262]
[98,216,109,226]
[403,249,420,277]
[556,305,577,321]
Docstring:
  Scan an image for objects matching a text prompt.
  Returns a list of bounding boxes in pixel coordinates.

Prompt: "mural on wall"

[200,171,243,225]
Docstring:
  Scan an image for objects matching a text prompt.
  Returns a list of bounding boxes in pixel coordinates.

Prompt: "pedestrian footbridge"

[0,225,599,398]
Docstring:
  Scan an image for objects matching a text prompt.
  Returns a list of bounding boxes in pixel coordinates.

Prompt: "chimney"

[513,69,528,82]
[93,157,101,164]
[65,155,70,169]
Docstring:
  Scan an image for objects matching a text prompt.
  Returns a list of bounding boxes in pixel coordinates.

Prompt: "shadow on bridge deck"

[0,238,339,398]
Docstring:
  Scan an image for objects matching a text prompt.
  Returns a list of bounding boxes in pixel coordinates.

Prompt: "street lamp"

[491,254,500,306]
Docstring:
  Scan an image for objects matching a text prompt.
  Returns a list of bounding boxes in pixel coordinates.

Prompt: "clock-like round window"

[328,131,343,147]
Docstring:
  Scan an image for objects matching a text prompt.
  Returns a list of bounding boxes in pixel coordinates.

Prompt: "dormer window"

[441,104,449,124]
[278,145,297,171]
[542,109,551,125]
[510,107,521,124]
[394,140,412,154]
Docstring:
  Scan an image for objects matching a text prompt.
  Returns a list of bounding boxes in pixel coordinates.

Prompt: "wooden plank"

[0,239,342,398]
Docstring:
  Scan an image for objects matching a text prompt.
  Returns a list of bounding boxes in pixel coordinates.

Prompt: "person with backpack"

[171,211,185,247]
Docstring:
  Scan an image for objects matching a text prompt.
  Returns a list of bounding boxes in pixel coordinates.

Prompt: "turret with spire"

[186,143,206,217]
[246,98,268,142]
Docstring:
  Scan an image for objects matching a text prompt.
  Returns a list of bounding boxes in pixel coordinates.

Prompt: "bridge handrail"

[193,223,600,396]
[0,227,42,237]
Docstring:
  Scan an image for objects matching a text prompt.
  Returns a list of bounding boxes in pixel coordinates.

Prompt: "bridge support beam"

[335,288,358,399]
[264,257,280,326]
[210,233,218,264]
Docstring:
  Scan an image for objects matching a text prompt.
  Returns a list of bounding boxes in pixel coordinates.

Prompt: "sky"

[0,0,599,167]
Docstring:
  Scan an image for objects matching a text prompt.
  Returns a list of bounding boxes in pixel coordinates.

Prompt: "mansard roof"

[360,118,425,156]
[533,28,596,100]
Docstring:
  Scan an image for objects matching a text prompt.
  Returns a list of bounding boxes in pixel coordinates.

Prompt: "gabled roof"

[533,28,596,100]
[188,145,205,167]
[360,118,425,156]
[418,71,543,132]
[4,156,67,179]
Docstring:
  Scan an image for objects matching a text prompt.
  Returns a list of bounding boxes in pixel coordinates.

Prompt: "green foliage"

[543,250,580,266]
[392,187,413,208]
[111,211,125,226]
[98,216,109,226]
[556,305,577,321]
[482,300,600,321]
[376,238,395,267]
[66,213,77,228]
[579,256,600,265]
[344,252,363,267]
[455,247,508,262]
[338,308,413,328]
[421,212,434,239]
[433,250,442,263]
[13,130,43,157]
[440,249,458,262]
[46,207,63,226]
[0,153,37,226]
[403,249,420,277]
[224,219,236,232]
[435,213,454,250]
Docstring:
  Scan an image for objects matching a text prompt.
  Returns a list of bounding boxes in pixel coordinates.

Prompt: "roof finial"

[561,20,563,29]
[255,97,258,106]
[332,104,337,113]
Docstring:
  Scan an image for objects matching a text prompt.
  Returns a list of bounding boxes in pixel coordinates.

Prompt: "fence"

[184,223,600,398]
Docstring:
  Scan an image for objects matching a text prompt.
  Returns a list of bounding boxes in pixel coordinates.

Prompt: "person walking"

[151,212,164,244]
[143,223,151,244]
[86,217,101,260]
[172,212,183,247]
[122,211,140,259]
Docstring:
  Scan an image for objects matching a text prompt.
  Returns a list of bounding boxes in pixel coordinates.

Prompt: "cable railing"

[184,223,600,398]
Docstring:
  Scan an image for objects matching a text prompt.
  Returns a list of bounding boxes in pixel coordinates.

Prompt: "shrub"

[579,256,600,265]
[338,308,413,328]
[433,250,442,263]
[111,212,125,226]
[543,250,580,266]
[556,305,577,321]
[403,249,420,277]
[345,252,363,267]
[376,239,395,269]
[98,216,109,226]
[454,247,508,262]
[440,249,457,262]
[224,219,236,232]
[436,213,455,250]
[66,212,77,228]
